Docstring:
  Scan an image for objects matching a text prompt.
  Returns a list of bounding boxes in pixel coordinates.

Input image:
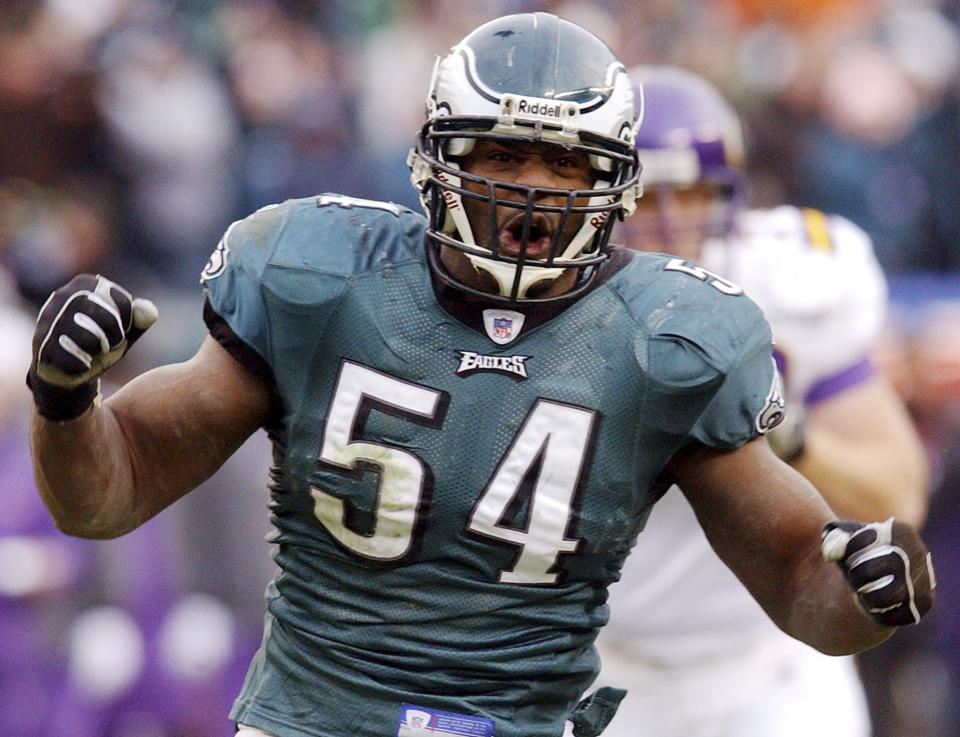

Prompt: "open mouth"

[498,213,555,260]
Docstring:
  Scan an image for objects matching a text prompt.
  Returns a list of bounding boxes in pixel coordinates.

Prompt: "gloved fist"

[27,274,158,421]
[822,518,935,627]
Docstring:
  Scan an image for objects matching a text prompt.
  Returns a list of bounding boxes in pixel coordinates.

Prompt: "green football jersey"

[200,194,781,737]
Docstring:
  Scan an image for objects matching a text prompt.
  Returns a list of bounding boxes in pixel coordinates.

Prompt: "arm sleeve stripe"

[804,357,876,406]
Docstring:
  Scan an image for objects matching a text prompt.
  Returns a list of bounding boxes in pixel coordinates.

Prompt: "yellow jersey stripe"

[802,208,834,252]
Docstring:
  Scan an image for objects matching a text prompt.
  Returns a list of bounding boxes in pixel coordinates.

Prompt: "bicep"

[105,335,273,512]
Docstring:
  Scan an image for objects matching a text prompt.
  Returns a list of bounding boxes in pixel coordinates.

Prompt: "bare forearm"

[26,277,270,539]
[792,422,928,526]
[708,498,893,655]
[31,401,140,538]
[30,356,264,538]
[675,438,904,655]
[791,377,929,526]
[777,545,893,654]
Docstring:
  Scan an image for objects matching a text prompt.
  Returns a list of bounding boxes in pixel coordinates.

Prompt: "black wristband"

[26,368,99,422]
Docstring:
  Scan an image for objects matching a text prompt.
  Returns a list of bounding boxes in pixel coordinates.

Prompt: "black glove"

[27,274,158,421]
[821,518,936,627]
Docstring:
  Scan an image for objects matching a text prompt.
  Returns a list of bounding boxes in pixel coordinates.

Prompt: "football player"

[27,16,933,737]
[594,65,930,737]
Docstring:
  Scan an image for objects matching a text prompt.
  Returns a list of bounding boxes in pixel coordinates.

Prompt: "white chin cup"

[466,254,565,299]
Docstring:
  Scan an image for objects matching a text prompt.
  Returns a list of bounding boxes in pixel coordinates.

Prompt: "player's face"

[443,140,594,298]
[620,184,716,262]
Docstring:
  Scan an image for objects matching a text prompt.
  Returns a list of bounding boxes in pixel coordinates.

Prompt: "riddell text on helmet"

[516,99,565,118]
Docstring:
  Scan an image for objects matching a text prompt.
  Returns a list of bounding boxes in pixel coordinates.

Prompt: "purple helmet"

[630,65,746,235]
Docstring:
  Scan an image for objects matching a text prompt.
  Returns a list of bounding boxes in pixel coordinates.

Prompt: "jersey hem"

[231,702,324,737]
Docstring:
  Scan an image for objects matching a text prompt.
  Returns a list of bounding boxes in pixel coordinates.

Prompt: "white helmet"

[408,12,642,304]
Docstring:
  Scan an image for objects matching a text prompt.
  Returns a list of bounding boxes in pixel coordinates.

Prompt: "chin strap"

[569,686,627,737]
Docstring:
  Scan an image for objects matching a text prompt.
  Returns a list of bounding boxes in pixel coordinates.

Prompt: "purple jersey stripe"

[805,358,876,406]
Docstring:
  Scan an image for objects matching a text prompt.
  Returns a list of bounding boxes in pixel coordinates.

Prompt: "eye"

[549,153,592,183]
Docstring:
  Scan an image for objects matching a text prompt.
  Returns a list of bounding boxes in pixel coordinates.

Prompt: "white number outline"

[467,399,596,584]
[316,193,402,216]
[310,361,598,584]
[664,257,744,295]
[310,361,447,563]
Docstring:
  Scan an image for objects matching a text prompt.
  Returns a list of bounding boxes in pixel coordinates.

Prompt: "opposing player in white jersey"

[594,66,930,737]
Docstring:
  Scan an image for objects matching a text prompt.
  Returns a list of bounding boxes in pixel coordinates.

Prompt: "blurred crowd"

[2,0,960,735]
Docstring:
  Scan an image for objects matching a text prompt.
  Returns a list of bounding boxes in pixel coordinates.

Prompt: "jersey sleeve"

[649,310,780,450]
[635,259,782,450]
[686,331,781,449]
[199,194,425,381]
[200,201,289,365]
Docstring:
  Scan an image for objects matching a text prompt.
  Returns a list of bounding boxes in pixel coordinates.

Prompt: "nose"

[627,187,707,260]
[511,157,565,193]
[498,160,572,212]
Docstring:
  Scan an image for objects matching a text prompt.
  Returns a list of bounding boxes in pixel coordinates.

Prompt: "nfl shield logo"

[493,317,512,339]
[482,308,525,345]
[405,709,431,730]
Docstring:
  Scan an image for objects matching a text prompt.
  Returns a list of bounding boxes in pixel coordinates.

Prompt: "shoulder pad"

[613,254,778,448]
[615,253,767,378]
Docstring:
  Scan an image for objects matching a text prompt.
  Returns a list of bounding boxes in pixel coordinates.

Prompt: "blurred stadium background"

[1,1,959,735]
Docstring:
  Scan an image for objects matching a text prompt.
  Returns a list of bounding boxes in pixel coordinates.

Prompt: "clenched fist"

[27,274,158,421]
[822,518,935,627]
